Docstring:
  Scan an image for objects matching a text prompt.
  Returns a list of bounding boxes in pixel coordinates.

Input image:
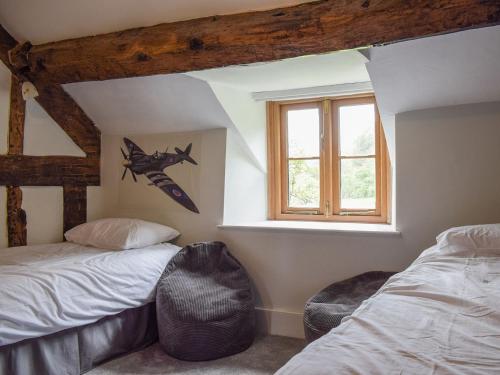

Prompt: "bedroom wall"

[99,129,226,245]
[95,101,500,338]
[0,64,105,247]
[216,101,500,337]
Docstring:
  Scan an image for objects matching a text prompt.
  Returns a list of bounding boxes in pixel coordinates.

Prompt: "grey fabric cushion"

[304,271,396,343]
[156,241,255,361]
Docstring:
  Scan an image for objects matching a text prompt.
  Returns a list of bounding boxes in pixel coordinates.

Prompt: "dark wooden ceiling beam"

[0,155,100,186]
[0,25,100,157]
[33,80,101,157]
[14,0,500,84]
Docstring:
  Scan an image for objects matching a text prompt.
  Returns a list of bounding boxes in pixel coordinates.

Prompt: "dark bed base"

[0,303,158,375]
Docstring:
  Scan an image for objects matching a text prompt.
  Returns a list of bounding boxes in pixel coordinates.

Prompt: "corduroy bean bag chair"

[156,241,255,361]
[304,271,396,343]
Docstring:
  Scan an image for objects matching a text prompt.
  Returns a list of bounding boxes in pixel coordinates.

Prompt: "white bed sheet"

[0,241,180,346]
[278,244,500,374]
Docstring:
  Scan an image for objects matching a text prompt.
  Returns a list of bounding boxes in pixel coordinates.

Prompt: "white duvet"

[0,241,180,346]
[278,238,500,374]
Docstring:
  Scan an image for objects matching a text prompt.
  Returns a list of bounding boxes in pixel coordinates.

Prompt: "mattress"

[0,241,180,346]
[277,243,500,374]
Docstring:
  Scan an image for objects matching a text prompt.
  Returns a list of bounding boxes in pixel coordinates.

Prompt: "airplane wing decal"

[123,137,147,157]
[144,170,199,214]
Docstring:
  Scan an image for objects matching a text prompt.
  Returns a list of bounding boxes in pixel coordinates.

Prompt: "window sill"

[218,220,400,236]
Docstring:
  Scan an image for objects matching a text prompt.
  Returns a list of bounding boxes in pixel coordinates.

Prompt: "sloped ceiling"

[367,25,500,116]
[187,50,370,92]
[64,74,233,135]
[365,25,500,160]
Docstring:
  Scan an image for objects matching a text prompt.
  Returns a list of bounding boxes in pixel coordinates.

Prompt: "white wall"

[395,102,500,242]
[223,128,267,224]
[7,94,498,338]
[216,101,500,337]
[102,129,226,246]
[97,98,495,338]
[209,83,268,224]
[209,82,267,170]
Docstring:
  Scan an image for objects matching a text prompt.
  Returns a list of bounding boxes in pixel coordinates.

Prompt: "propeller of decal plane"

[121,147,137,182]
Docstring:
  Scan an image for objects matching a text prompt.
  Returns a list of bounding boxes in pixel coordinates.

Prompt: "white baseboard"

[255,307,304,339]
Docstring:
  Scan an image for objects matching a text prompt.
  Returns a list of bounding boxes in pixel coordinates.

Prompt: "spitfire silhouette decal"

[121,137,200,213]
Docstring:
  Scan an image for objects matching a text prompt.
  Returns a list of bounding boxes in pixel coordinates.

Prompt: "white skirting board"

[255,307,305,339]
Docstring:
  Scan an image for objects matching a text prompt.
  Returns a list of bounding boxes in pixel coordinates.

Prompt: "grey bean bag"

[304,271,396,342]
[156,241,255,361]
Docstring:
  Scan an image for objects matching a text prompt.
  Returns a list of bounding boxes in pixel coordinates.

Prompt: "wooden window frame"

[267,94,390,224]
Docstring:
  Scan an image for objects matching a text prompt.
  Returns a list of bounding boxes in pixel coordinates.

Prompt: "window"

[267,95,390,223]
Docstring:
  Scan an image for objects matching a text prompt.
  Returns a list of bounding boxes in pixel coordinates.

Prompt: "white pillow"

[436,224,500,254]
[65,218,180,250]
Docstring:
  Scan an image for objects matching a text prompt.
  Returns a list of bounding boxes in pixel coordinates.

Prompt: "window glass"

[288,159,320,208]
[287,108,320,158]
[340,158,376,210]
[339,104,375,156]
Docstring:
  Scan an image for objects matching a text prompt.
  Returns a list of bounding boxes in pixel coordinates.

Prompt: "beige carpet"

[88,335,306,375]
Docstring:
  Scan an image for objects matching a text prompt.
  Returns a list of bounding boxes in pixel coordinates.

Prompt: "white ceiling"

[187,50,370,92]
[64,74,233,135]
[0,0,312,44]
[367,25,500,116]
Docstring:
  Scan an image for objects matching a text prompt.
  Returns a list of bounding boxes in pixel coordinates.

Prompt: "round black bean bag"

[304,271,396,343]
[156,241,255,361]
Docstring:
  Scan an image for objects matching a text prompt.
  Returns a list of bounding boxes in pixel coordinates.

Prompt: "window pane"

[287,108,320,158]
[339,104,375,156]
[341,158,376,210]
[288,159,320,208]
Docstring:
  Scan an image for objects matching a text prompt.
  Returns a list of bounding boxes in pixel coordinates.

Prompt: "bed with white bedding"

[277,224,500,375]
[0,240,180,374]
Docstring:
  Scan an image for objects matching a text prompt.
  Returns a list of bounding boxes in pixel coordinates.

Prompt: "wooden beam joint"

[8,41,32,74]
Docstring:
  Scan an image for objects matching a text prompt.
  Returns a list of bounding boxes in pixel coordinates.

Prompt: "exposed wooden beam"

[8,75,25,155]
[63,185,87,233]
[16,0,500,84]
[33,80,101,157]
[0,25,101,157]
[7,186,27,247]
[0,155,100,186]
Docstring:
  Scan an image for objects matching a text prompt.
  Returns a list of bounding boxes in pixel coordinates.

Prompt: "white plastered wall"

[100,128,227,246]
[217,101,500,337]
[208,83,268,224]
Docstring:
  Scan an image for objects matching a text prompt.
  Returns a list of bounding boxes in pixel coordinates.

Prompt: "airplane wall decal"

[121,137,200,213]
